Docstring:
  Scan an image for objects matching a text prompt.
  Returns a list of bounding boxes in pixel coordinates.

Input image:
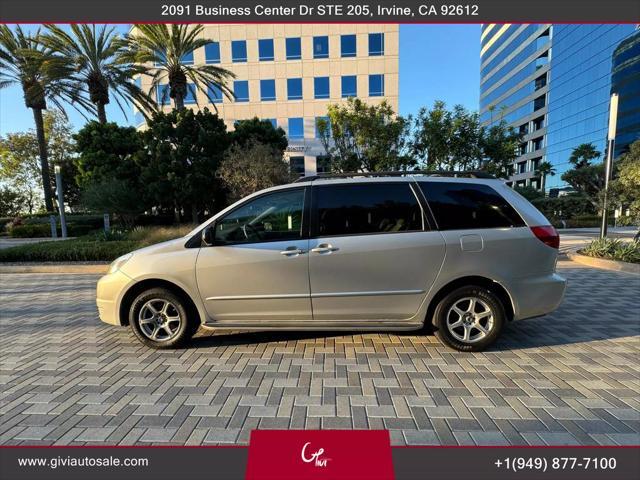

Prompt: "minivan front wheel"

[129,288,196,349]
[433,286,505,352]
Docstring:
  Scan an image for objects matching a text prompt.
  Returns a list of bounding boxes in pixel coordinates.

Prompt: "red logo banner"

[245,430,395,480]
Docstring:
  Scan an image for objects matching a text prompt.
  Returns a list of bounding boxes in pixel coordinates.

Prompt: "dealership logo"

[301,442,331,467]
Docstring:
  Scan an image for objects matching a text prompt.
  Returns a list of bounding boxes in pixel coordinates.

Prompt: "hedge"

[8,224,97,238]
[0,239,140,262]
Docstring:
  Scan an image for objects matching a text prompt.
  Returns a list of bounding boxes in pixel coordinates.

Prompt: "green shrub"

[8,223,98,238]
[126,225,194,245]
[580,238,640,264]
[0,239,140,262]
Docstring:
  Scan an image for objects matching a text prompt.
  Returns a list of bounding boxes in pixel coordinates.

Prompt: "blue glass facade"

[611,30,640,157]
[545,25,636,190]
[480,24,636,191]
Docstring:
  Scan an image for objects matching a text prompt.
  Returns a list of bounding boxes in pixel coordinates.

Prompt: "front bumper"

[96,270,132,325]
[510,272,567,320]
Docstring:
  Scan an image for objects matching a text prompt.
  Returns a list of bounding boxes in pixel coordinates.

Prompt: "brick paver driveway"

[1,261,639,446]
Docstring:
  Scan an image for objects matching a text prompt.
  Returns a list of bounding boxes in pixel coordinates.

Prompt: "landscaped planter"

[567,251,640,274]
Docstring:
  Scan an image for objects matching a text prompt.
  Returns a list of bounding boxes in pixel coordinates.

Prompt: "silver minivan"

[97,173,566,352]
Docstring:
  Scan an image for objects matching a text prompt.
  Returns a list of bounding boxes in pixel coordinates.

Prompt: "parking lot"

[0,260,638,446]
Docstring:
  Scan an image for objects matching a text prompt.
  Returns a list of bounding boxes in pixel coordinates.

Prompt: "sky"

[0,24,481,136]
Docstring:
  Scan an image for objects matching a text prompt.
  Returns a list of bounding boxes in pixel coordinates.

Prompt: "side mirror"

[202,225,215,246]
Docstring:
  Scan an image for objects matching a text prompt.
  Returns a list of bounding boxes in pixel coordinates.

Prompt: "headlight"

[108,253,133,274]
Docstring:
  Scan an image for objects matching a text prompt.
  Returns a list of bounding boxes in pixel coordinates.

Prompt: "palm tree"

[0,25,90,212]
[119,25,235,110]
[41,24,156,124]
[569,143,600,168]
[535,160,556,193]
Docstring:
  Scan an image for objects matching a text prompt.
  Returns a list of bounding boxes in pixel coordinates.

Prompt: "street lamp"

[600,93,618,239]
[54,165,67,238]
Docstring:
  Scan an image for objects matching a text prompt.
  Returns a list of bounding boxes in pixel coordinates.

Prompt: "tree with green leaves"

[119,24,235,110]
[230,117,288,153]
[42,24,156,124]
[219,141,291,202]
[607,140,640,228]
[479,120,522,178]
[139,108,230,223]
[535,160,556,192]
[411,100,452,169]
[561,163,605,209]
[74,121,147,223]
[317,98,412,172]
[0,187,28,217]
[569,143,600,168]
[0,25,91,212]
[0,109,80,213]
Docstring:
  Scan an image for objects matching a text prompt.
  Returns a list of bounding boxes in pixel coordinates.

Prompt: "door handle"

[311,243,339,254]
[280,247,305,256]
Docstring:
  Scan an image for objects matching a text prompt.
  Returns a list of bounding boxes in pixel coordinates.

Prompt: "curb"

[0,263,109,274]
[566,252,640,275]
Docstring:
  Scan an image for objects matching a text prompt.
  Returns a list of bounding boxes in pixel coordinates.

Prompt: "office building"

[479,24,636,191]
[611,29,640,158]
[136,24,399,176]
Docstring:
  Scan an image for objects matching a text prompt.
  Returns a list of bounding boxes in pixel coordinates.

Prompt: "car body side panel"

[308,231,446,320]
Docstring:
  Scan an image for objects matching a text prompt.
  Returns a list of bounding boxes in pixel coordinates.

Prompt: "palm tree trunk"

[174,94,185,111]
[97,103,107,124]
[32,107,54,212]
[191,205,198,225]
[541,175,546,193]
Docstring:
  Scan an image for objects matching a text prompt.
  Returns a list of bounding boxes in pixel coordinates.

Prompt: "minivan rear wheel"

[433,286,505,352]
[129,288,197,349]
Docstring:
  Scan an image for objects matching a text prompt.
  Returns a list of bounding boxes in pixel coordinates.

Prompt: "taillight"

[530,225,560,249]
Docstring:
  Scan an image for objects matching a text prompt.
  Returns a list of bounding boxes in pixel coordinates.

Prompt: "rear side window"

[314,183,423,237]
[419,182,525,230]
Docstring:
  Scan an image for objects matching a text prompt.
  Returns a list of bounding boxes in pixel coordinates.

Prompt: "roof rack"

[293,170,496,183]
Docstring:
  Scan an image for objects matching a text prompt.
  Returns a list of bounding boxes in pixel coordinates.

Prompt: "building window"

[534,95,546,111]
[234,80,249,102]
[316,156,332,173]
[535,74,547,90]
[288,117,304,139]
[205,42,220,64]
[156,84,170,105]
[314,77,330,99]
[341,75,357,98]
[286,37,302,60]
[265,118,277,129]
[181,51,194,65]
[532,137,544,151]
[258,39,274,61]
[517,161,527,174]
[533,116,545,131]
[315,116,330,138]
[368,33,384,56]
[232,40,247,62]
[154,49,167,67]
[369,74,384,97]
[341,34,357,58]
[519,123,529,136]
[290,156,305,176]
[184,84,197,104]
[313,36,329,59]
[260,79,276,101]
[287,78,303,100]
[207,83,223,104]
[518,143,527,156]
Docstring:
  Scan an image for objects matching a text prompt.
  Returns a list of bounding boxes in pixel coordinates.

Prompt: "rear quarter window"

[419,181,525,230]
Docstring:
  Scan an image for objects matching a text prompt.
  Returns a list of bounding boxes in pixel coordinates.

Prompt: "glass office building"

[480,24,637,191]
[611,29,640,158]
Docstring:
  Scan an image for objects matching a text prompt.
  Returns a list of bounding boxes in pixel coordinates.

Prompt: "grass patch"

[579,238,640,264]
[0,225,196,263]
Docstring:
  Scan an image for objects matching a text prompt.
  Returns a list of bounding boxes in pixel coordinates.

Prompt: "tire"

[433,285,505,352]
[129,288,198,349]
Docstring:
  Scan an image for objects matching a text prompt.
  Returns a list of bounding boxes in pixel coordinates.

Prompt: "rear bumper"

[510,272,567,320]
[96,270,132,325]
